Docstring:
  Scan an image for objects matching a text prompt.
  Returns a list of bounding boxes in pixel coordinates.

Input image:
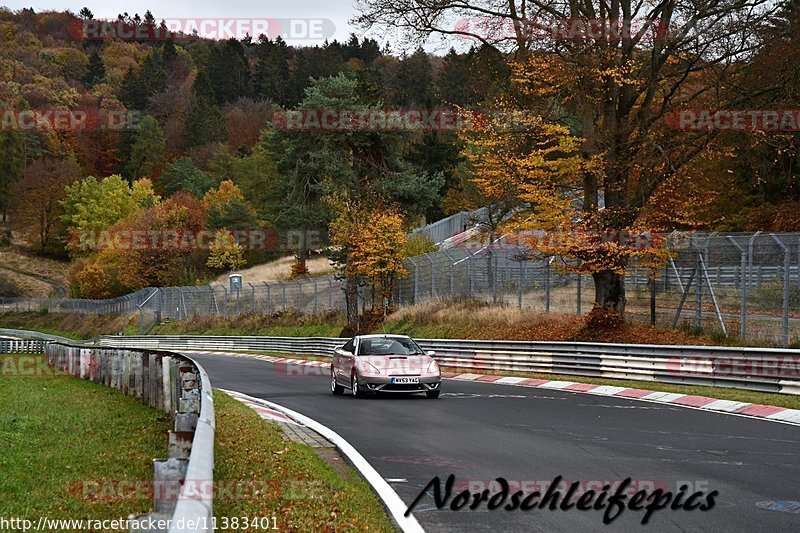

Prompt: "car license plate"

[391,377,420,384]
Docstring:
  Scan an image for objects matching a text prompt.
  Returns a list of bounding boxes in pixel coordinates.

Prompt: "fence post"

[311,279,318,315]
[694,253,703,329]
[489,252,497,303]
[409,258,419,303]
[576,270,582,315]
[296,280,302,312]
[442,250,455,297]
[467,251,474,297]
[727,236,747,340]
[545,257,551,313]
[425,253,436,298]
[771,234,790,347]
[518,261,524,309]
[328,278,333,310]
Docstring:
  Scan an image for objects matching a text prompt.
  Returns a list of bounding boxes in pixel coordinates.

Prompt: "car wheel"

[426,390,440,399]
[351,372,361,398]
[331,369,344,395]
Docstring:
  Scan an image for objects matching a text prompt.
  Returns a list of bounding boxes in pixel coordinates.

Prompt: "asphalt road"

[187,351,800,533]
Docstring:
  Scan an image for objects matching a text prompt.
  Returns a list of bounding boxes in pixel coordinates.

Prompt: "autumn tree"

[268,74,443,328]
[61,175,159,255]
[329,197,407,315]
[203,180,259,230]
[12,157,81,255]
[207,229,246,272]
[356,0,775,318]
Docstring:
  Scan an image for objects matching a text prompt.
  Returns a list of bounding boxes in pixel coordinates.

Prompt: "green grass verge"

[0,354,170,529]
[213,391,393,531]
[150,322,343,337]
[0,311,136,340]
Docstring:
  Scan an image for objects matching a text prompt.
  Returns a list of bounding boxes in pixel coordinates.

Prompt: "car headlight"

[427,360,439,374]
[363,361,382,374]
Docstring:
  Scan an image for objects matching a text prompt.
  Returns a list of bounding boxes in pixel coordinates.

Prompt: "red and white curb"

[442,372,800,426]
[187,350,329,369]
[187,350,800,427]
[224,389,300,425]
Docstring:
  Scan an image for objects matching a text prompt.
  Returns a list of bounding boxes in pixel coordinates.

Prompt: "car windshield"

[359,337,425,356]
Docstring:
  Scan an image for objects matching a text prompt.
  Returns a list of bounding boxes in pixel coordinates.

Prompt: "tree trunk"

[344,270,359,333]
[592,270,626,317]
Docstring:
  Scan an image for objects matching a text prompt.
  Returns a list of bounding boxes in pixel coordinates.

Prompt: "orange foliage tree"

[329,196,408,314]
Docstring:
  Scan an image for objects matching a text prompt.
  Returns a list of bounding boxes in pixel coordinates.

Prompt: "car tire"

[351,372,362,398]
[426,390,440,399]
[331,369,344,395]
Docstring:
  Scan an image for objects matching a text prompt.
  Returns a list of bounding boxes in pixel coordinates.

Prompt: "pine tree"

[184,71,227,148]
[126,115,166,180]
[83,50,106,88]
[254,36,290,106]
[0,131,25,223]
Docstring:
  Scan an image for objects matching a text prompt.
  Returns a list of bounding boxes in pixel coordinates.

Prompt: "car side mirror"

[426,350,436,357]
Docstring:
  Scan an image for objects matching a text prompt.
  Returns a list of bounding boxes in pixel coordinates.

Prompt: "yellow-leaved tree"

[329,196,407,325]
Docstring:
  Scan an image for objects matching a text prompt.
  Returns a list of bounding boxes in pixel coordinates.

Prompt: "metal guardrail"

[97,334,800,396]
[41,341,214,532]
[0,328,76,342]
[0,339,46,353]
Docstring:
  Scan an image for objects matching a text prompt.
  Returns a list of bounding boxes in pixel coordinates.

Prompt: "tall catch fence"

[2,229,798,346]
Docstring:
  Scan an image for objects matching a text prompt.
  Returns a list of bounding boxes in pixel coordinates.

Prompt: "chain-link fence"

[397,232,800,347]
[2,230,798,346]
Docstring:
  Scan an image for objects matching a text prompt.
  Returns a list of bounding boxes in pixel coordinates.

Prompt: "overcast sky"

[3,1,463,53]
